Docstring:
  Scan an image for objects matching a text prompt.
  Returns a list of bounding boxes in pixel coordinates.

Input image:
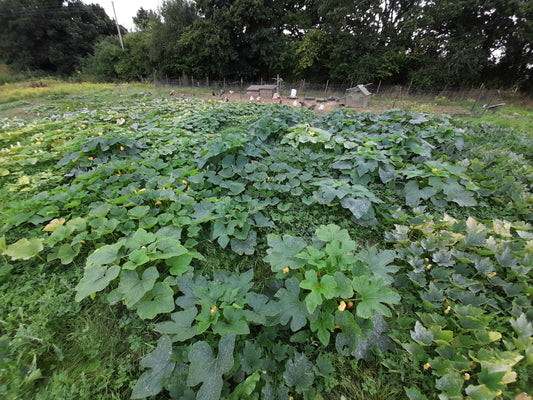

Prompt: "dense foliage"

[0,93,532,399]
[1,0,532,89]
[84,0,533,89]
[0,0,118,74]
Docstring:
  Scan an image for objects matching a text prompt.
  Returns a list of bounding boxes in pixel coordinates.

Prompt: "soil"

[0,105,40,120]
[191,91,472,117]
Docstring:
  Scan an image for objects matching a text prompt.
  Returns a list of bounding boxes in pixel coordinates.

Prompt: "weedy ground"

[0,81,531,400]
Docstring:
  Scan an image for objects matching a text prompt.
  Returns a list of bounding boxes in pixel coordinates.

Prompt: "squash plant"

[0,97,531,399]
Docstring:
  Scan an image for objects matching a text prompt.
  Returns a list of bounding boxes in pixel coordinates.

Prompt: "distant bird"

[250,96,254,102]
[169,90,174,96]
[318,104,324,111]
[229,90,234,95]
[299,101,306,108]
[293,100,298,107]
[257,96,261,102]
[308,104,316,111]
[219,89,225,97]
[212,91,216,96]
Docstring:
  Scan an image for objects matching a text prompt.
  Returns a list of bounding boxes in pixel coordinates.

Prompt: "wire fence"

[154,77,350,98]
[153,76,505,115]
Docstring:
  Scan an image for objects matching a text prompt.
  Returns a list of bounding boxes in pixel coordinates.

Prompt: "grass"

[325,365,404,400]
[467,104,533,135]
[0,80,156,105]
[0,265,149,400]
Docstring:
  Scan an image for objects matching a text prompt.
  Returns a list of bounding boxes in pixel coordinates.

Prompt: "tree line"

[1,0,532,90]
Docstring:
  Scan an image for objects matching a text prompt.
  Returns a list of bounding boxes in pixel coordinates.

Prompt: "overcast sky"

[84,0,162,32]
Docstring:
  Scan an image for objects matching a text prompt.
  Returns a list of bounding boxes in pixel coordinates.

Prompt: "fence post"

[392,86,401,108]
[471,86,484,113]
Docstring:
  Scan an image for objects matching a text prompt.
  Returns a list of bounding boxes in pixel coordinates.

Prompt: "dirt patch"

[1,105,40,120]
[189,91,344,115]
[172,90,472,117]
[431,105,472,117]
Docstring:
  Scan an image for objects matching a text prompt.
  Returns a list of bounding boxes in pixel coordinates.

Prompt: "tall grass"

[0,80,156,104]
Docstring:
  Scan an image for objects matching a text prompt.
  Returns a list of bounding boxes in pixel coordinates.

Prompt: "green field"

[0,82,532,400]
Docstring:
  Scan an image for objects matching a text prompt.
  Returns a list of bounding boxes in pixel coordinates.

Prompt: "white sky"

[84,0,162,32]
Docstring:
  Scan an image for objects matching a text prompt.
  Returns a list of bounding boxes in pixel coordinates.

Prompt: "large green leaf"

[128,205,151,219]
[262,383,289,400]
[75,265,120,302]
[510,313,533,338]
[464,384,498,400]
[405,387,429,400]
[335,310,362,355]
[464,217,487,246]
[117,267,159,307]
[309,310,335,346]
[411,321,434,346]
[128,228,157,248]
[47,243,80,265]
[154,237,189,259]
[123,248,151,270]
[228,371,260,400]
[470,349,523,385]
[86,242,123,268]
[356,247,399,285]
[283,352,314,393]
[333,271,354,298]
[154,307,198,342]
[300,270,337,313]
[3,238,44,260]
[404,180,437,207]
[230,230,257,255]
[187,334,236,400]
[136,282,175,319]
[131,336,176,399]
[340,197,372,219]
[352,276,400,319]
[167,253,194,276]
[275,278,310,331]
[239,341,264,374]
[212,307,249,336]
[88,203,112,218]
[477,369,506,392]
[243,292,279,325]
[264,234,307,272]
[315,224,351,243]
[435,371,464,397]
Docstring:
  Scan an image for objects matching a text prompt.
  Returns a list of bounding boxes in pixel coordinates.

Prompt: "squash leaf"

[187,334,236,400]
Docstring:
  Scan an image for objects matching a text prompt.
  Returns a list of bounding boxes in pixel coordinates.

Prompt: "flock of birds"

[169,89,325,111]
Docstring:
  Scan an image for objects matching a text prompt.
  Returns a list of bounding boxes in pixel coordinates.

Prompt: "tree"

[149,0,199,77]
[0,0,117,73]
[82,37,122,81]
[487,0,533,90]
[133,7,160,32]
[174,19,237,78]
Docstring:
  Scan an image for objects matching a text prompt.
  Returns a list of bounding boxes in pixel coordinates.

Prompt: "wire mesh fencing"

[152,76,505,116]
